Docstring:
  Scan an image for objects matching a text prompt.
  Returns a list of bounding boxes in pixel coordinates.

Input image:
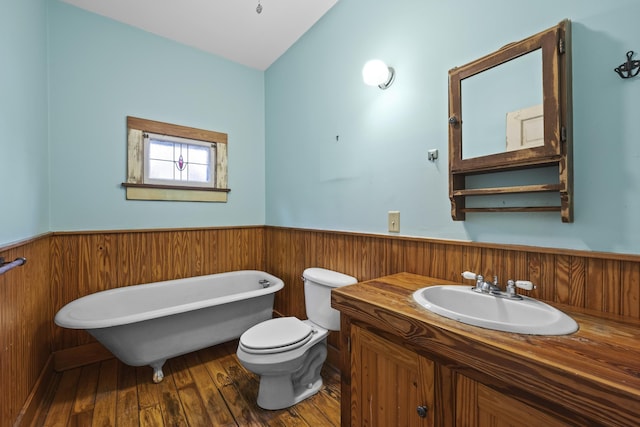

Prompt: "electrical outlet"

[388,211,400,233]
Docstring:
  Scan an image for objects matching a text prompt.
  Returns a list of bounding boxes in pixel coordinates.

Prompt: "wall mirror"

[448,20,572,222]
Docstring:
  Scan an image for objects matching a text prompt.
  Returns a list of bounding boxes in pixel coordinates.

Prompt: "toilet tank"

[303,268,357,331]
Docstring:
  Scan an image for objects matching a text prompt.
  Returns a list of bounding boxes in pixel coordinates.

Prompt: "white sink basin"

[412,285,578,335]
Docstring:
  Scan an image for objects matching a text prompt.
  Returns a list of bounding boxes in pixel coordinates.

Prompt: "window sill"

[121,182,230,202]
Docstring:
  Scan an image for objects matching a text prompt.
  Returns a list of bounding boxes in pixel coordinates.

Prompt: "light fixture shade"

[362,59,395,89]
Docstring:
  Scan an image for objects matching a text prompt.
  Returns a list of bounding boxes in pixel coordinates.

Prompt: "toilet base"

[252,339,328,410]
[257,375,323,410]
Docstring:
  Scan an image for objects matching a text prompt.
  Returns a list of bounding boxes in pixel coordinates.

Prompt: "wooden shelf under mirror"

[448,20,572,222]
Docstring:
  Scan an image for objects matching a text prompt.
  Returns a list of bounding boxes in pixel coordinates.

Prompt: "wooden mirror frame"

[448,20,572,222]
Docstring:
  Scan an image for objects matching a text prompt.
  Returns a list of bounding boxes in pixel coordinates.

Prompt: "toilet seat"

[240,317,314,354]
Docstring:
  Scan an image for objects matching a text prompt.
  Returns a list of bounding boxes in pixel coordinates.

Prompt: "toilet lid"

[240,317,313,354]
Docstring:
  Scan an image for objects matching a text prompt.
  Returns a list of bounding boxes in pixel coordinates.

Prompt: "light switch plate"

[388,211,400,233]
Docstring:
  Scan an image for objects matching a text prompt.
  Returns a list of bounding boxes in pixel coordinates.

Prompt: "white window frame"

[143,132,217,188]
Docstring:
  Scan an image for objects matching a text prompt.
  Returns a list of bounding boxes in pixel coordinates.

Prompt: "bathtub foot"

[152,369,164,383]
[151,361,165,383]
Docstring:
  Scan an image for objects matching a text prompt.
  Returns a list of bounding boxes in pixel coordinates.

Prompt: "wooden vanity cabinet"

[333,273,640,426]
[455,375,569,427]
[346,322,567,427]
[331,273,640,427]
[350,325,434,427]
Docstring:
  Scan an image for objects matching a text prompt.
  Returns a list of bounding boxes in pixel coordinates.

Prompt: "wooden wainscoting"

[0,234,52,427]
[265,226,640,320]
[4,225,640,426]
[264,226,640,368]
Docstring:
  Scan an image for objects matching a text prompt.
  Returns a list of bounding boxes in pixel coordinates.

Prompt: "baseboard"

[13,355,54,427]
[53,342,114,372]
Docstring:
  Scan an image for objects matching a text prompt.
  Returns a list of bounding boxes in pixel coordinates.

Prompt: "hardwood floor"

[30,341,341,427]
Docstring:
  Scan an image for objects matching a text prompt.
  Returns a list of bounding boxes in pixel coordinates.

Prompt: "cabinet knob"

[416,405,428,418]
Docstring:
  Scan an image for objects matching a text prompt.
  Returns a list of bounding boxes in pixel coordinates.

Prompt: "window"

[122,116,229,202]
[144,132,216,187]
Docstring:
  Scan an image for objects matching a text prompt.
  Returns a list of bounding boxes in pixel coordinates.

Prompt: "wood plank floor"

[30,341,341,427]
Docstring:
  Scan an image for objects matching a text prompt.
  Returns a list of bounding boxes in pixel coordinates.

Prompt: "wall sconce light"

[362,59,395,90]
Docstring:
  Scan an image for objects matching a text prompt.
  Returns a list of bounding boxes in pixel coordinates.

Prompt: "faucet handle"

[515,280,535,291]
[461,271,478,280]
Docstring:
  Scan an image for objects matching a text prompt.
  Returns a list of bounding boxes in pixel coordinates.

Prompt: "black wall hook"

[614,51,640,79]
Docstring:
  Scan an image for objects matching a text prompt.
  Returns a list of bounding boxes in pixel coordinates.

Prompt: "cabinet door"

[351,325,434,427]
[456,374,567,427]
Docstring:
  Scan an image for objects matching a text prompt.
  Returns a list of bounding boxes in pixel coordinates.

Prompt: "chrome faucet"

[477,275,488,292]
[463,272,499,294]
[462,271,536,300]
[506,280,518,298]
[505,279,536,298]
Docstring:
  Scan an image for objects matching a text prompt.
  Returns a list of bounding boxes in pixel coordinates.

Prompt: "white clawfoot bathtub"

[55,270,283,383]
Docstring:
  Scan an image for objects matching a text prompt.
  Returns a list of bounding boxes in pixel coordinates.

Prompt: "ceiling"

[61,0,338,70]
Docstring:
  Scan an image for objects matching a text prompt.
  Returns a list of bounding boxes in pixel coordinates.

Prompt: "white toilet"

[236,267,357,410]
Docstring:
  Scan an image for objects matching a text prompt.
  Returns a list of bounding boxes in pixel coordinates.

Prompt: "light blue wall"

[4,0,640,256]
[265,0,640,255]
[0,0,49,245]
[47,2,265,231]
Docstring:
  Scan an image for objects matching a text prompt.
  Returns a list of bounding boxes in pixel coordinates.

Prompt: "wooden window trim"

[121,183,230,192]
[123,116,230,202]
[127,116,228,145]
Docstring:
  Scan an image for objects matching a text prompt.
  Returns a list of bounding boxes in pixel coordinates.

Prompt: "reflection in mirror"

[462,50,543,159]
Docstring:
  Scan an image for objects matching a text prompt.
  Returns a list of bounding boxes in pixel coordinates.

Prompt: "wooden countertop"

[331,272,640,426]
